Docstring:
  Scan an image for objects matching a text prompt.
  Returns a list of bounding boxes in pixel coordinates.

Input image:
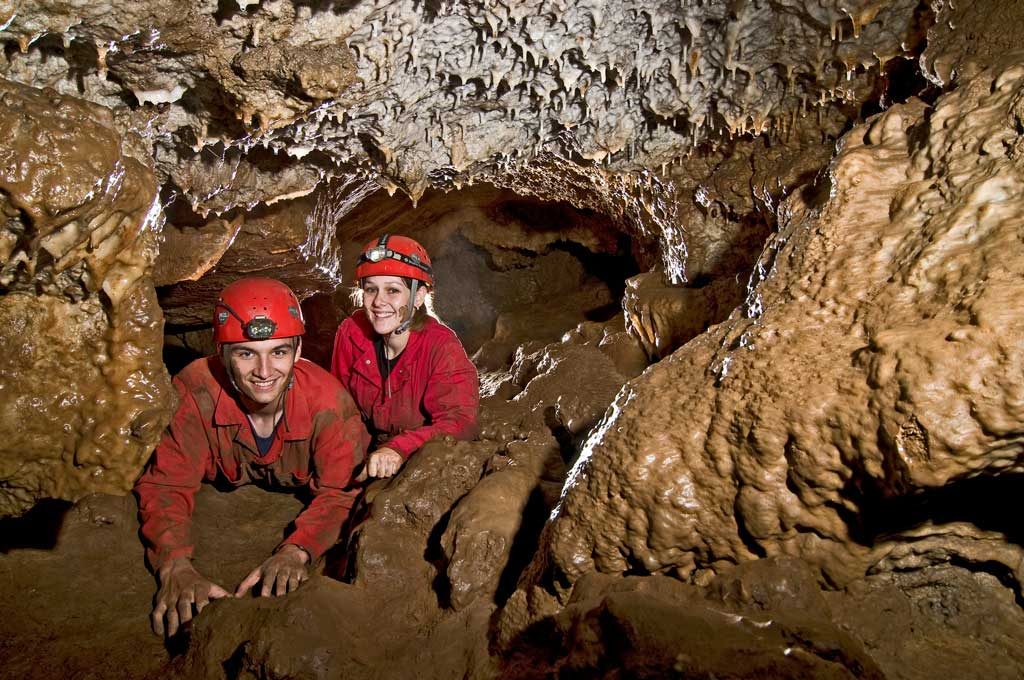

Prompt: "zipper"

[381,347,392,402]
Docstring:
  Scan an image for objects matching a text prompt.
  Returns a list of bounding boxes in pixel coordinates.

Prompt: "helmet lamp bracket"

[358,245,433,275]
[245,316,277,341]
[217,301,279,341]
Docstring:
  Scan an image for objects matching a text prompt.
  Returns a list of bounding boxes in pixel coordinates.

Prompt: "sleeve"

[329,319,354,389]
[279,387,369,560]
[385,333,481,459]
[133,379,211,571]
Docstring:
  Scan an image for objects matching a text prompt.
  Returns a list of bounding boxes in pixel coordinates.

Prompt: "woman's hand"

[360,447,403,480]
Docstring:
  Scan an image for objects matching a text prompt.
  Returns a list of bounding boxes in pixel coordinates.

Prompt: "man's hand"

[356,447,403,482]
[152,558,230,637]
[235,544,310,598]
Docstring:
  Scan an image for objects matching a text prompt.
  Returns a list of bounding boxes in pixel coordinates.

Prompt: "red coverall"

[134,356,369,570]
[330,311,480,458]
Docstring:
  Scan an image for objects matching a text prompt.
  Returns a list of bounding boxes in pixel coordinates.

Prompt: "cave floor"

[2,485,1024,680]
[0,485,303,680]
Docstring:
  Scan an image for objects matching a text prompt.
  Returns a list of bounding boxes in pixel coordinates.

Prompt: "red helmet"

[213,277,305,344]
[355,234,433,286]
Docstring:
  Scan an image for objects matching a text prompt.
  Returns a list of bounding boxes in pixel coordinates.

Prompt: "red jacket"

[134,357,368,570]
[330,311,479,458]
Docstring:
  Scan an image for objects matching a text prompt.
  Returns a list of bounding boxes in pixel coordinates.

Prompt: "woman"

[330,234,479,480]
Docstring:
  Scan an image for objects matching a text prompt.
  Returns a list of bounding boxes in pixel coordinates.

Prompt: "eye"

[386,287,402,295]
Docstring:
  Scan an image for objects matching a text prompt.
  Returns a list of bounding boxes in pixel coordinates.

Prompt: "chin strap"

[391,279,420,336]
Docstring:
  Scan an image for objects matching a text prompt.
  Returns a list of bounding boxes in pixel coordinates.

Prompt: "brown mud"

[0,486,301,680]
[2,474,1024,680]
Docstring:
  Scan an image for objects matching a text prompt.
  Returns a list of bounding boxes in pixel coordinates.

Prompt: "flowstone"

[504,54,1024,632]
[0,78,174,515]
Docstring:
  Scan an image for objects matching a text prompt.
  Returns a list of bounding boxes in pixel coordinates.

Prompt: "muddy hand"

[235,544,310,598]
[358,447,403,482]
[152,558,230,637]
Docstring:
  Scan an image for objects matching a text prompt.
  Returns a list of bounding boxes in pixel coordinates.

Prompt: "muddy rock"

[344,439,495,615]
[505,54,1024,634]
[0,485,304,680]
[706,555,833,623]
[152,215,243,287]
[441,439,563,611]
[157,190,346,328]
[480,322,639,445]
[440,318,642,613]
[502,572,884,680]
[623,268,744,360]
[0,78,174,516]
[826,566,1024,680]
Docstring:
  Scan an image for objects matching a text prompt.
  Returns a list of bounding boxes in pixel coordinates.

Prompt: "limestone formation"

[623,267,743,360]
[3,0,1024,678]
[1,0,920,209]
[0,78,174,515]
[0,0,923,318]
[505,54,1024,632]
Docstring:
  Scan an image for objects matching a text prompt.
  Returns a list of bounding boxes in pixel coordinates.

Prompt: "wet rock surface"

[0,485,302,680]
[4,485,1024,680]
[503,571,885,680]
[0,78,174,516]
[506,53,1024,632]
[3,1,1024,679]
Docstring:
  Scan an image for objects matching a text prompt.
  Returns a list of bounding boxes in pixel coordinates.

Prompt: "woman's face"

[362,275,412,335]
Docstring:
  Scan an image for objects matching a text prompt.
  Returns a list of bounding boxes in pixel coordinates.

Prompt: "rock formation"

[0,78,173,516]
[0,0,929,512]
[504,49,1024,631]
[3,0,1024,679]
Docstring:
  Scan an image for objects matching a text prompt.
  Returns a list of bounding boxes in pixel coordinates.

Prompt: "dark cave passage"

[157,182,650,375]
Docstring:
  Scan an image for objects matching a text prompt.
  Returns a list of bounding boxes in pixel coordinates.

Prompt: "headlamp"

[245,316,277,340]
[366,246,389,263]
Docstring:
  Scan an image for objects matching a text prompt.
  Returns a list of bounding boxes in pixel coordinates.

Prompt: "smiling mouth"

[250,378,277,391]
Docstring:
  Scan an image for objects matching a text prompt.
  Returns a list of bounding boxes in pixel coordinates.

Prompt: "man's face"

[223,337,300,410]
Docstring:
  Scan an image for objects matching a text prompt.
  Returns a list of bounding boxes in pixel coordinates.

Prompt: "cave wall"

[503,51,1024,632]
[0,78,174,515]
[3,0,1024,678]
[0,0,1020,620]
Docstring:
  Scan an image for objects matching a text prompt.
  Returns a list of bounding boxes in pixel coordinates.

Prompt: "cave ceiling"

[2,0,928,290]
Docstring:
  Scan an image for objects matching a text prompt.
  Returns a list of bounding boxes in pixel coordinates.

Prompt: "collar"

[349,310,428,384]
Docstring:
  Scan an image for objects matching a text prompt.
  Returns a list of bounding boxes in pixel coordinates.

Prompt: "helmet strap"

[392,279,420,336]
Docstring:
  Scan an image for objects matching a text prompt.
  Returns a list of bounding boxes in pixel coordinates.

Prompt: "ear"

[414,285,428,308]
[294,337,303,363]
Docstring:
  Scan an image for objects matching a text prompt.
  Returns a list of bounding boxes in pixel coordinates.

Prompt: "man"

[135,277,368,637]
